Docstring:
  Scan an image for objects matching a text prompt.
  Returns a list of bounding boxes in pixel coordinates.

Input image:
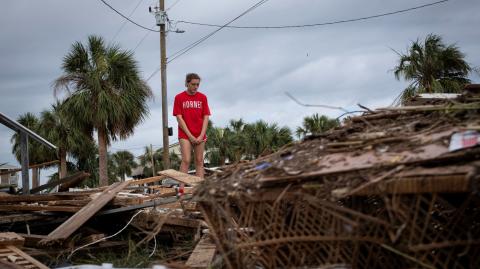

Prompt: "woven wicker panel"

[200,190,480,268]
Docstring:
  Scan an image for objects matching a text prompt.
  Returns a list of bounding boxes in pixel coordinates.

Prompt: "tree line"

[9,33,474,186]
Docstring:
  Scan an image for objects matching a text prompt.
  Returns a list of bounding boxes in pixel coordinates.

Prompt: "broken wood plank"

[158,169,204,185]
[58,172,90,192]
[185,235,217,269]
[1,245,49,269]
[96,195,184,215]
[128,175,166,186]
[0,204,80,212]
[0,193,88,203]
[0,214,48,225]
[0,233,24,247]
[39,180,130,244]
[260,134,480,186]
[15,234,48,248]
[28,171,89,194]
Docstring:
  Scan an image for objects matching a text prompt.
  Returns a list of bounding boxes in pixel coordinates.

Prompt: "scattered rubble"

[195,85,480,268]
[0,170,214,268]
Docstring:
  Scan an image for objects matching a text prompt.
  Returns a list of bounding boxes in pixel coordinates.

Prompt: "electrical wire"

[110,0,144,43]
[133,28,153,52]
[67,209,144,260]
[99,0,160,32]
[167,0,269,62]
[145,0,269,81]
[174,0,448,29]
[166,0,182,11]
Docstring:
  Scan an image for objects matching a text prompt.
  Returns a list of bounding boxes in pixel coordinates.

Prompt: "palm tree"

[54,35,152,186]
[11,113,57,188]
[206,127,236,166]
[393,34,471,104]
[243,121,293,159]
[296,113,339,139]
[40,101,89,179]
[112,150,136,181]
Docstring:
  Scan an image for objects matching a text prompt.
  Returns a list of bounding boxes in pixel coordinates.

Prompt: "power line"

[98,0,160,32]
[110,0,144,43]
[174,0,448,29]
[168,0,269,61]
[166,0,182,11]
[146,0,269,81]
[133,28,153,52]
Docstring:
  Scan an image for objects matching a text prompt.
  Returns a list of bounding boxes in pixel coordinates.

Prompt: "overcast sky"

[1,0,479,183]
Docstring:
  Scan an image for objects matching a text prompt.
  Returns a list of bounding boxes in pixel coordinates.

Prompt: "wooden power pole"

[159,0,170,169]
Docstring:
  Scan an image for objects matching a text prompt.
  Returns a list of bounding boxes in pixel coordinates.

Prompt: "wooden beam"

[185,235,217,269]
[0,204,80,212]
[158,169,204,185]
[15,234,48,248]
[40,181,130,244]
[0,193,88,203]
[29,171,89,194]
[0,214,47,225]
[0,233,24,247]
[128,175,166,186]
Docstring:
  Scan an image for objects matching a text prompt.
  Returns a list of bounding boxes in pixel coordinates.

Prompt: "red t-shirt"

[173,91,211,140]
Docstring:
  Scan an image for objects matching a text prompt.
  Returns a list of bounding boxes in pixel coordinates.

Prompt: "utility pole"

[159,0,170,169]
[151,0,170,169]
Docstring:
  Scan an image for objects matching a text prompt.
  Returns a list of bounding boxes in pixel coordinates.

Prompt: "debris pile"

[0,170,213,268]
[195,85,480,268]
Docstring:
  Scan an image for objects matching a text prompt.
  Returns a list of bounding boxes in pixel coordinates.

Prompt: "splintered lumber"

[39,181,130,244]
[0,245,49,269]
[0,193,87,203]
[15,234,48,248]
[0,214,47,225]
[185,235,217,269]
[58,172,90,192]
[96,195,182,215]
[158,169,204,185]
[0,204,80,212]
[29,171,89,194]
[0,233,24,247]
[259,133,472,185]
[128,175,166,185]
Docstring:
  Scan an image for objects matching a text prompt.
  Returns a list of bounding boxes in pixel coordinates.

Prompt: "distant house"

[0,164,19,185]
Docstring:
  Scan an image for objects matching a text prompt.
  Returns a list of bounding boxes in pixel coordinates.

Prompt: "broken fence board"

[158,169,204,185]
[40,181,130,243]
[185,235,217,269]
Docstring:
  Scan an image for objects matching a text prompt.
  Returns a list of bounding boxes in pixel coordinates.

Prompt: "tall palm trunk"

[59,148,67,179]
[32,167,39,188]
[98,128,108,186]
